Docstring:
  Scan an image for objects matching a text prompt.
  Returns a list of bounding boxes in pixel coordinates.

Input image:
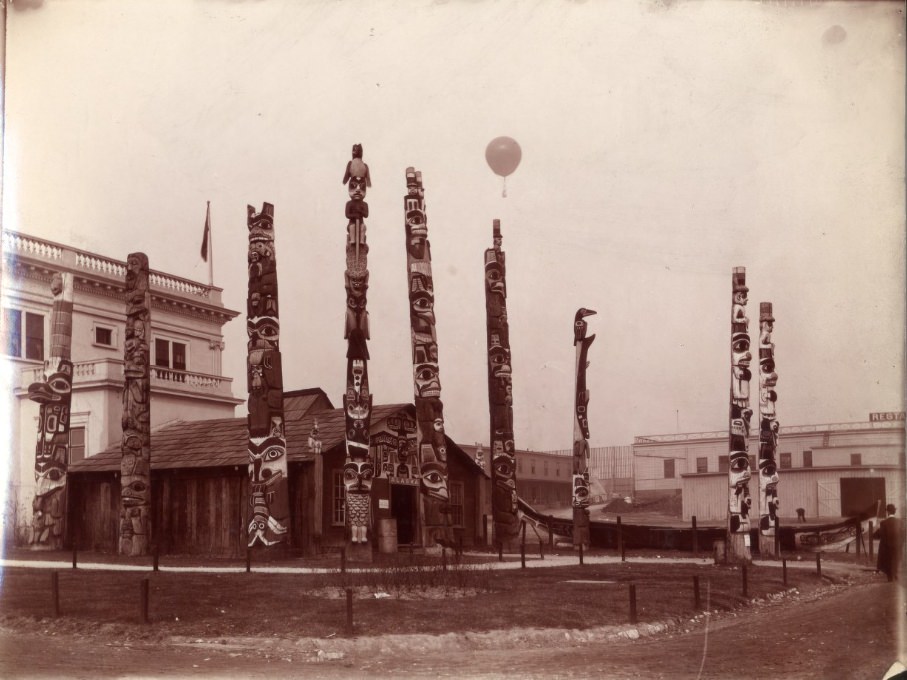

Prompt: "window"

[92,323,116,348]
[556,464,560,477]
[696,457,708,473]
[531,460,536,475]
[718,455,729,473]
[780,453,792,469]
[2,308,44,360]
[663,459,675,479]
[69,427,86,464]
[543,460,549,477]
[154,338,187,370]
[518,459,523,473]
[449,481,464,527]
[850,453,862,466]
[331,470,345,525]
[802,450,813,468]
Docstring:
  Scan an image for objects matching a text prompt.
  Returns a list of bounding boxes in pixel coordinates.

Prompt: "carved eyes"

[494,459,513,478]
[732,337,750,353]
[412,295,433,314]
[422,470,444,486]
[730,457,749,472]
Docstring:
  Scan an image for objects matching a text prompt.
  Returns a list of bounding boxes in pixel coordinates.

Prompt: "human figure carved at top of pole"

[343,147,374,550]
[485,219,520,545]
[246,203,289,548]
[728,268,752,541]
[120,253,152,556]
[572,307,596,548]
[404,167,453,547]
[758,302,780,541]
[28,272,74,550]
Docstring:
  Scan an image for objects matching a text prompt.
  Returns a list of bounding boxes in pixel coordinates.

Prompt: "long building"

[633,415,905,521]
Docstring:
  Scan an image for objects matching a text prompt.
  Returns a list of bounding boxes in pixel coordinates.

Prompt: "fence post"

[855,522,862,557]
[245,548,251,573]
[548,516,554,548]
[869,521,874,559]
[140,578,150,624]
[775,516,781,556]
[498,541,503,562]
[345,587,354,636]
[579,542,584,566]
[693,575,701,610]
[72,541,78,570]
[539,539,544,560]
[482,514,488,546]
[153,545,159,572]
[617,516,625,562]
[742,564,748,598]
[51,571,60,618]
[341,547,347,574]
[782,558,788,587]
[442,547,448,572]
[816,552,822,578]
[629,583,637,624]
[691,515,698,556]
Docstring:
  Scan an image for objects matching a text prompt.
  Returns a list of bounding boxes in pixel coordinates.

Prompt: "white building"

[2,230,242,539]
[633,416,905,521]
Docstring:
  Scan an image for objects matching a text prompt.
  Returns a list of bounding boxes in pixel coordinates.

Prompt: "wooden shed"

[67,387,490,557]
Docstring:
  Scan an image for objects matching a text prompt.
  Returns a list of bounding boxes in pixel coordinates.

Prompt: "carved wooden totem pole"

[342,145,375,561]
[404,167,453,548]
[728,267,753,562]
[246,203,290,549]
[120,254,152,556]
[484,219,520,547]
[27,272,74,549]
[758,302,780,557]
[572,308,596,549]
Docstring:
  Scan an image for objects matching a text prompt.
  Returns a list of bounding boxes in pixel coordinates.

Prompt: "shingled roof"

[70,399,414,473]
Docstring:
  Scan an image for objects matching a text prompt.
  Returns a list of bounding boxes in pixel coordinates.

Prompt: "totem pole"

[342,145,375,560]
[572,308,596,549]
[27,272,74,549]
[246,203,290,549]
[120,254,152,556]
[484,219,520,547]
[758,302,780,557]
[728,267,753,562]
[404,167,453,548]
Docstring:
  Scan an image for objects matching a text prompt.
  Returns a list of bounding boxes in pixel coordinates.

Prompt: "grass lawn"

[0,554,854,640]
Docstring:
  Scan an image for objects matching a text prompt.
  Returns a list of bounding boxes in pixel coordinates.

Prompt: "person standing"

[876,504,903,582]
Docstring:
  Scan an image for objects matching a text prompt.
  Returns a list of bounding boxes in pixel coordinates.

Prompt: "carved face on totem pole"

[485,254,506,298]
[572,472,591,508]
[728,451,751,494]
[409,273,435,332]
[33,361,72,499]
[492,443,518,517]
[249,434,286,488]
[343,459,374,494]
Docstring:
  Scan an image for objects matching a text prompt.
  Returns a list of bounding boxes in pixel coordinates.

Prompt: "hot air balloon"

[485,137,521,197]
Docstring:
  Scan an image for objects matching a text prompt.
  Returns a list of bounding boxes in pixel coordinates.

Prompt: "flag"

[200,202,211,261]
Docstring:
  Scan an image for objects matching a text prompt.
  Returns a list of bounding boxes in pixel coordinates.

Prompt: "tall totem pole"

[728,267,753,562]
[404,167,452,548]
[120,254,152,556]
[758,302,780,557]
[246,203,290,549]
[342,145,375,560]
[484,219,520,547]
[27,272,74,549]
[572,308,596,549]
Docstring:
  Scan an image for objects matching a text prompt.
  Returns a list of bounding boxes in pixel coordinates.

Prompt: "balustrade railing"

[19,358,232,396]
[4,230,211,299]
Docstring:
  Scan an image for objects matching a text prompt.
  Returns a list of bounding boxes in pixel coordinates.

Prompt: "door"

[840,477,886,518]
[391,484,417,545]
[817,481,839,517]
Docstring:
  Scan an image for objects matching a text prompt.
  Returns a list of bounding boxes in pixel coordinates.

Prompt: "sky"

[2,0,904,452]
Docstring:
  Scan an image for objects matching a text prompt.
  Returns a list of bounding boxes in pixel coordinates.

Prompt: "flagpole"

[207,201,214,286]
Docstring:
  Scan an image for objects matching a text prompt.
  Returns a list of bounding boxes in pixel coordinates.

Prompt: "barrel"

[378,518,398,554]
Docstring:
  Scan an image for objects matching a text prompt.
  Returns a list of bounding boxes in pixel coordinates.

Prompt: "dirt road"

[1,580,902,679]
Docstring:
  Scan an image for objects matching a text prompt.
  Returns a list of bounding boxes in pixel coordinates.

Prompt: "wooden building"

[67,388,490,556]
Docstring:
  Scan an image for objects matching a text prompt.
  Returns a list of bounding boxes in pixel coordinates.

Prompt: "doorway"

[391,484,418,545]
[840,477,886,517]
